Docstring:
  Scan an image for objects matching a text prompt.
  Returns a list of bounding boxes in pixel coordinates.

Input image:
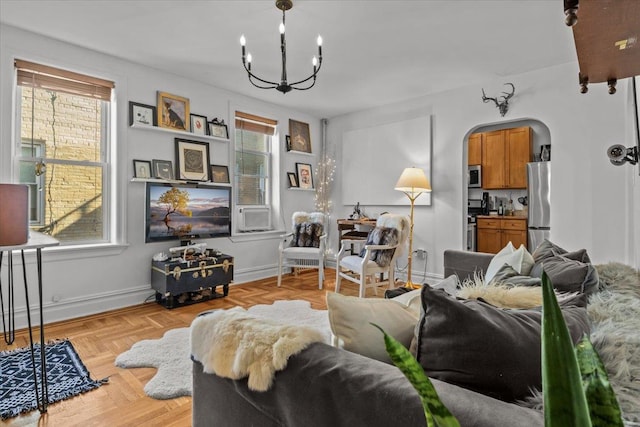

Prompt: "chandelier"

[240,0,323,94]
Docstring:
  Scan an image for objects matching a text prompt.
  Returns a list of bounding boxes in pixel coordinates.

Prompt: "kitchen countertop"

[476,215,527,220]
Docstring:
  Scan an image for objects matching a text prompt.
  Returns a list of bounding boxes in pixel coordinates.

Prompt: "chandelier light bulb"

[312,56,318,66]
[317,35,323,46]
[247,53,252,63]
[240,35,246,46]
[279,23,285,34]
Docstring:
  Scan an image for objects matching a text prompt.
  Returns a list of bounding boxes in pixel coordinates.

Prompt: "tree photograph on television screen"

[146,182,231,243]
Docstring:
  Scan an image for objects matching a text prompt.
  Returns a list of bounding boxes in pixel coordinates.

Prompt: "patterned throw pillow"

[358,227,399,267]
[289,222,323,248]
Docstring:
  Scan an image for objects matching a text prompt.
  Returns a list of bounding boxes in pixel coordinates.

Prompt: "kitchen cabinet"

[468,133,483,165]
[476,216,527,254]
[481,126,532,189]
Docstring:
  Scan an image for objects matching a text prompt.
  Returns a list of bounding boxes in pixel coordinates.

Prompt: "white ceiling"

[0,0,578,118]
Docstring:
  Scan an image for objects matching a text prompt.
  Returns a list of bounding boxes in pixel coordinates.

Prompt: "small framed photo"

[289,119,311,153]
[208,122,229,139]
[175,138,210,181]
[133,159,152,178]
[190,114,208,136]
[285,135,292,152]
[129,102,156,127]
[296,163,313,189]
[152,159,174,180]
[287,172,298,188]
[157,91,190,132]
[210,165,230,184]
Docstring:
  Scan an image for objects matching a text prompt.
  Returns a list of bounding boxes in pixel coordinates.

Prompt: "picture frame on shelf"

[190,114,208,136]
[152,159,174,180]
[208,121,228,139]
[133,159,152,179]
[285,135,292,151]
[289,119,311,153]
[129,102,156,127]
[210,165,230,184]
[287,172,298,188]
[175,138,210,181]
[296,163,313,189]
[157,91,190,132]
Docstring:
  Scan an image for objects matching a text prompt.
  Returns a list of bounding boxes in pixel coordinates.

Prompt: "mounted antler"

[481,83,515,117]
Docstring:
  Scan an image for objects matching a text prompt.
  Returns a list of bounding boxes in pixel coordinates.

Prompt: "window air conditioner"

[238,206,271,231]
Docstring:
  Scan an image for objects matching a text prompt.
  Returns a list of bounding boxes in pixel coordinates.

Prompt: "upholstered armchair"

[335,213,410,298]
[277,211,327,289]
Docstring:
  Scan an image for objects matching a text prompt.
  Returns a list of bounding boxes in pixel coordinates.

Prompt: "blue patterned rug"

[0,339,105,419]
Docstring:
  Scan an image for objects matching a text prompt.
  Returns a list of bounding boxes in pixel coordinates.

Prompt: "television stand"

[150,251,233,309]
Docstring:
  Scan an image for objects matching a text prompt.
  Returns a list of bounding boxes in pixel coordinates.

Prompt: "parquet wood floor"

[2,269,385,427]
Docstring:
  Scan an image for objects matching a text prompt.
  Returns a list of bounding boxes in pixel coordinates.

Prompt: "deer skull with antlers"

[481,83,515,117]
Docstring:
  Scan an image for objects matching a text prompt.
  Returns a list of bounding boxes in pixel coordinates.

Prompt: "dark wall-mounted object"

[566,0,640,94]
[481,83,515,117]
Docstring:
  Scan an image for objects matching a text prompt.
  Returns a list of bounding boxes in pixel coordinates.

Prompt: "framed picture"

[152,159,174,180]
[208,122,229,139]
[133,159,152,179]
[129,102,156,127]
[287,172,298,188]
[175,138,210,181]
[210,165,230,184]
[296,163,313,189]
[190,114,208,136]
[157,91,190,132]
[285,135,292,151]
[289,119,311,153]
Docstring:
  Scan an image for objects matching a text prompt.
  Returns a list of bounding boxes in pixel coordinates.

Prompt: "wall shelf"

[286,150,314,157]
[288,187,315,191]
[130,123,230,143]
[130,177,231,187]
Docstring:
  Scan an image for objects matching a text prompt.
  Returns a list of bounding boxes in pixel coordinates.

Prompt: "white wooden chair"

[277,211,327,289]
[335,213,410,298]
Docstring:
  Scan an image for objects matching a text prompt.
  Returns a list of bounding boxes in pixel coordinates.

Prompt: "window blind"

[235,111,277,135]
[15,59,114,101]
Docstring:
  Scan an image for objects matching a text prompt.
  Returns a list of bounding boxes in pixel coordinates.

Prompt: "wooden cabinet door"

[502,229,527,249]
[468,133,483,165]
[481,130,506,189]
[506,127,532,188]
[477,227,503,254]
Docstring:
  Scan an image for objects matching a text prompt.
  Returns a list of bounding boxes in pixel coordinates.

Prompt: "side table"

[0,232,59,414]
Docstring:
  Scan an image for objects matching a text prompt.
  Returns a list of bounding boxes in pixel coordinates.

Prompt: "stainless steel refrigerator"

[527,162,551,252]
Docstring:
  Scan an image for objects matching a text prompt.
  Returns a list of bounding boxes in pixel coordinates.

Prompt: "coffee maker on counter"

[481,192,490,215]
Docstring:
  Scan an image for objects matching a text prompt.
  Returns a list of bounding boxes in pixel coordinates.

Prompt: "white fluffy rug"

[114,300,330,399]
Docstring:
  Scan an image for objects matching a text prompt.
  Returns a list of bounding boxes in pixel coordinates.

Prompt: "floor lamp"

[394,167,431,289]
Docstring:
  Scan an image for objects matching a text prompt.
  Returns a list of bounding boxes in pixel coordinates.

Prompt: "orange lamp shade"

[0,184,29,246]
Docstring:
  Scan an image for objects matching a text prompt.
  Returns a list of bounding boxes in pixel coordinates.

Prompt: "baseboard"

[10,264,281,331]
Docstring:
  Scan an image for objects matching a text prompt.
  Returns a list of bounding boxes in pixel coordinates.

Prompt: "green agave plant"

[376,271,623,427]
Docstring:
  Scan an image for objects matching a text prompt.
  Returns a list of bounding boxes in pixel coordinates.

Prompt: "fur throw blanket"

[190,307,324,392]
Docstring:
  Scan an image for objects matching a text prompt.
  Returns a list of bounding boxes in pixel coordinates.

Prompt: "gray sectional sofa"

[191,250,546,427]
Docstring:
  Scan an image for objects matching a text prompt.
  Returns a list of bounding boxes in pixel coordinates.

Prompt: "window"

[234,111,277,231]
[14,60,114,245]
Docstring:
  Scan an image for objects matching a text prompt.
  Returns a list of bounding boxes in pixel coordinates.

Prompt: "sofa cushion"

[326,292,419,363]
[484,242,534,283]
[531,255,600,294]
[358,226,399,267]
[532,239,591,263]
[414,285,591,402]
[488,264,542,287]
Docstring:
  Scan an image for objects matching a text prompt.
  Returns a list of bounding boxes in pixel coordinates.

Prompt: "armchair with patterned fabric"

[335,213,410,298]
[277,211,327,289]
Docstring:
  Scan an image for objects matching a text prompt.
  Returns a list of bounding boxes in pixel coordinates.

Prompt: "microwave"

[468,165,482,188]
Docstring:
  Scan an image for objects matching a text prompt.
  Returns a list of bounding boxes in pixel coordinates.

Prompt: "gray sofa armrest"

[443,249,494,282]
[193,342,543,427]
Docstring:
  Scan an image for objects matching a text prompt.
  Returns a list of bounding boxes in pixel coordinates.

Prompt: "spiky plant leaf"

[541,271,592,427]
[576,336,624,427]
[371,323,460,427]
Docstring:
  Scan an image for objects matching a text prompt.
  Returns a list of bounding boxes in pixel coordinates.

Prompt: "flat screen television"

[145,182,231,243]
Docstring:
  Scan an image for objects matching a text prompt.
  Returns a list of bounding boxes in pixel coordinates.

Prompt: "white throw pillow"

[326,292,420,363]
[485,242,535,283]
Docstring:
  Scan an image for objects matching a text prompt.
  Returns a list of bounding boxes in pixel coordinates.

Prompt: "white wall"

[0,25,322,328]
[328,63,639,281]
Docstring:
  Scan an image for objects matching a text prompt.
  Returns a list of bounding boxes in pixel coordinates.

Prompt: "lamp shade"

[0,184,29,246]
[394,167,431,194]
